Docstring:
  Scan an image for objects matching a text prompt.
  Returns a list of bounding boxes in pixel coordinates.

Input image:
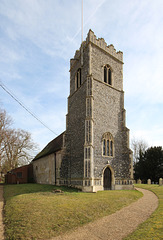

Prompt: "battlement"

[72,40,87,60]
[87,29,123,62]
[72,30,123,63]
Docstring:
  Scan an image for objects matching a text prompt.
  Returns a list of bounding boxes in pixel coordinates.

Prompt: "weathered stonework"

[65,30,133,191]
[33,30,133,192]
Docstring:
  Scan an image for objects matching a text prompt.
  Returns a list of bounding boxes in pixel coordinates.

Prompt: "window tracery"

[102,132,114,157]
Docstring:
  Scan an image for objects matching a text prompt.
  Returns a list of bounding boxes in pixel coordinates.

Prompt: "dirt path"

[0,185,4,240]
[49,188,158,240]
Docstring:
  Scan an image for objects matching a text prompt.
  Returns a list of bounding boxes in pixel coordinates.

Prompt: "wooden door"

[104,167,111,190]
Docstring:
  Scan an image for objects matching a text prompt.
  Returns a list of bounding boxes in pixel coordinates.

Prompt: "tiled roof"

[33,132,65,161]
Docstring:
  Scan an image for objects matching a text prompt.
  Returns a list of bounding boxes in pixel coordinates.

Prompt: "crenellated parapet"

[72,29,123,64]
[72,41,86,59]
[86,29,123,62]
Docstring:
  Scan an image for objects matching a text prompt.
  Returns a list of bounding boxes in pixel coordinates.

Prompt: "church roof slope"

[33,131,65,161]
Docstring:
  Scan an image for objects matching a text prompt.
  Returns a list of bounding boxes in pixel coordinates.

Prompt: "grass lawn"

[3,184,142,240]
[124,184,163,240]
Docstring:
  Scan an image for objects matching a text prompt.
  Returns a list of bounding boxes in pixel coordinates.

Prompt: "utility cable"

[0,80,58,136]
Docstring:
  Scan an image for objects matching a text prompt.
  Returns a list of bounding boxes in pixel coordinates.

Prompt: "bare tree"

[0,108,12,144]
[131,137,148,164]
[0,108,38,174]
[0,108,12,170]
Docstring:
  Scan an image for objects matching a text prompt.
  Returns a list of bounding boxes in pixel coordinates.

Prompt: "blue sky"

[0,0,163,153]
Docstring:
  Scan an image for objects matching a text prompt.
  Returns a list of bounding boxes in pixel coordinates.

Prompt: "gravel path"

[49,188,158,240]
[0,187,158,240]
[0,185,4,240]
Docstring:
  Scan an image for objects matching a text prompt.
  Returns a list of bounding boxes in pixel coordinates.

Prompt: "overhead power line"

[0,80,58,136]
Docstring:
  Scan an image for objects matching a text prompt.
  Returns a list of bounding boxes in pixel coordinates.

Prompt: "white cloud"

[0,0,82,58]
[124,52,163,104]
[0,0,163,151]
[0,43,25,64]
[131,127,163,148]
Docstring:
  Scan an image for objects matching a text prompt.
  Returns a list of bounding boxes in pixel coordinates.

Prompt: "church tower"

[61,30,133,192]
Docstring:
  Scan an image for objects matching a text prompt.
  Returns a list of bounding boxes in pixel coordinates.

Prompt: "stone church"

[32,30,133,192]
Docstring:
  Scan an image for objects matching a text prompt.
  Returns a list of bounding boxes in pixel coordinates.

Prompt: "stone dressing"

[33,30,133,192]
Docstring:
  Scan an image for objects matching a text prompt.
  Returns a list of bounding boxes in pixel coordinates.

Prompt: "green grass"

[3,183,78,199]
[124,184,163,240]
[3,184,142,240]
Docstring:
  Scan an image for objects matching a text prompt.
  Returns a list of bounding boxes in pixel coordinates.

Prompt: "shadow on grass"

[4,183,79,200]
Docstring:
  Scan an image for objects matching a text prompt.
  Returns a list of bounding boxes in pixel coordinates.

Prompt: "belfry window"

[102,133,114,157]
[76,68,81,90]
[104,65,112,85]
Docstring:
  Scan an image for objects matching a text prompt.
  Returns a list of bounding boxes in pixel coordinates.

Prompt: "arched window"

[102,133,114,157]
[104,65,112,85]
[75,68,81,90]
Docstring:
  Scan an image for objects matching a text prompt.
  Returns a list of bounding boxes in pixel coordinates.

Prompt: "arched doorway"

[103,167,112,190]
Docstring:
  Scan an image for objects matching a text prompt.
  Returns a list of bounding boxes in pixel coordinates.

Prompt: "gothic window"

[75,68,81,90]
[102,133,114,157]
[104,65,112,85]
